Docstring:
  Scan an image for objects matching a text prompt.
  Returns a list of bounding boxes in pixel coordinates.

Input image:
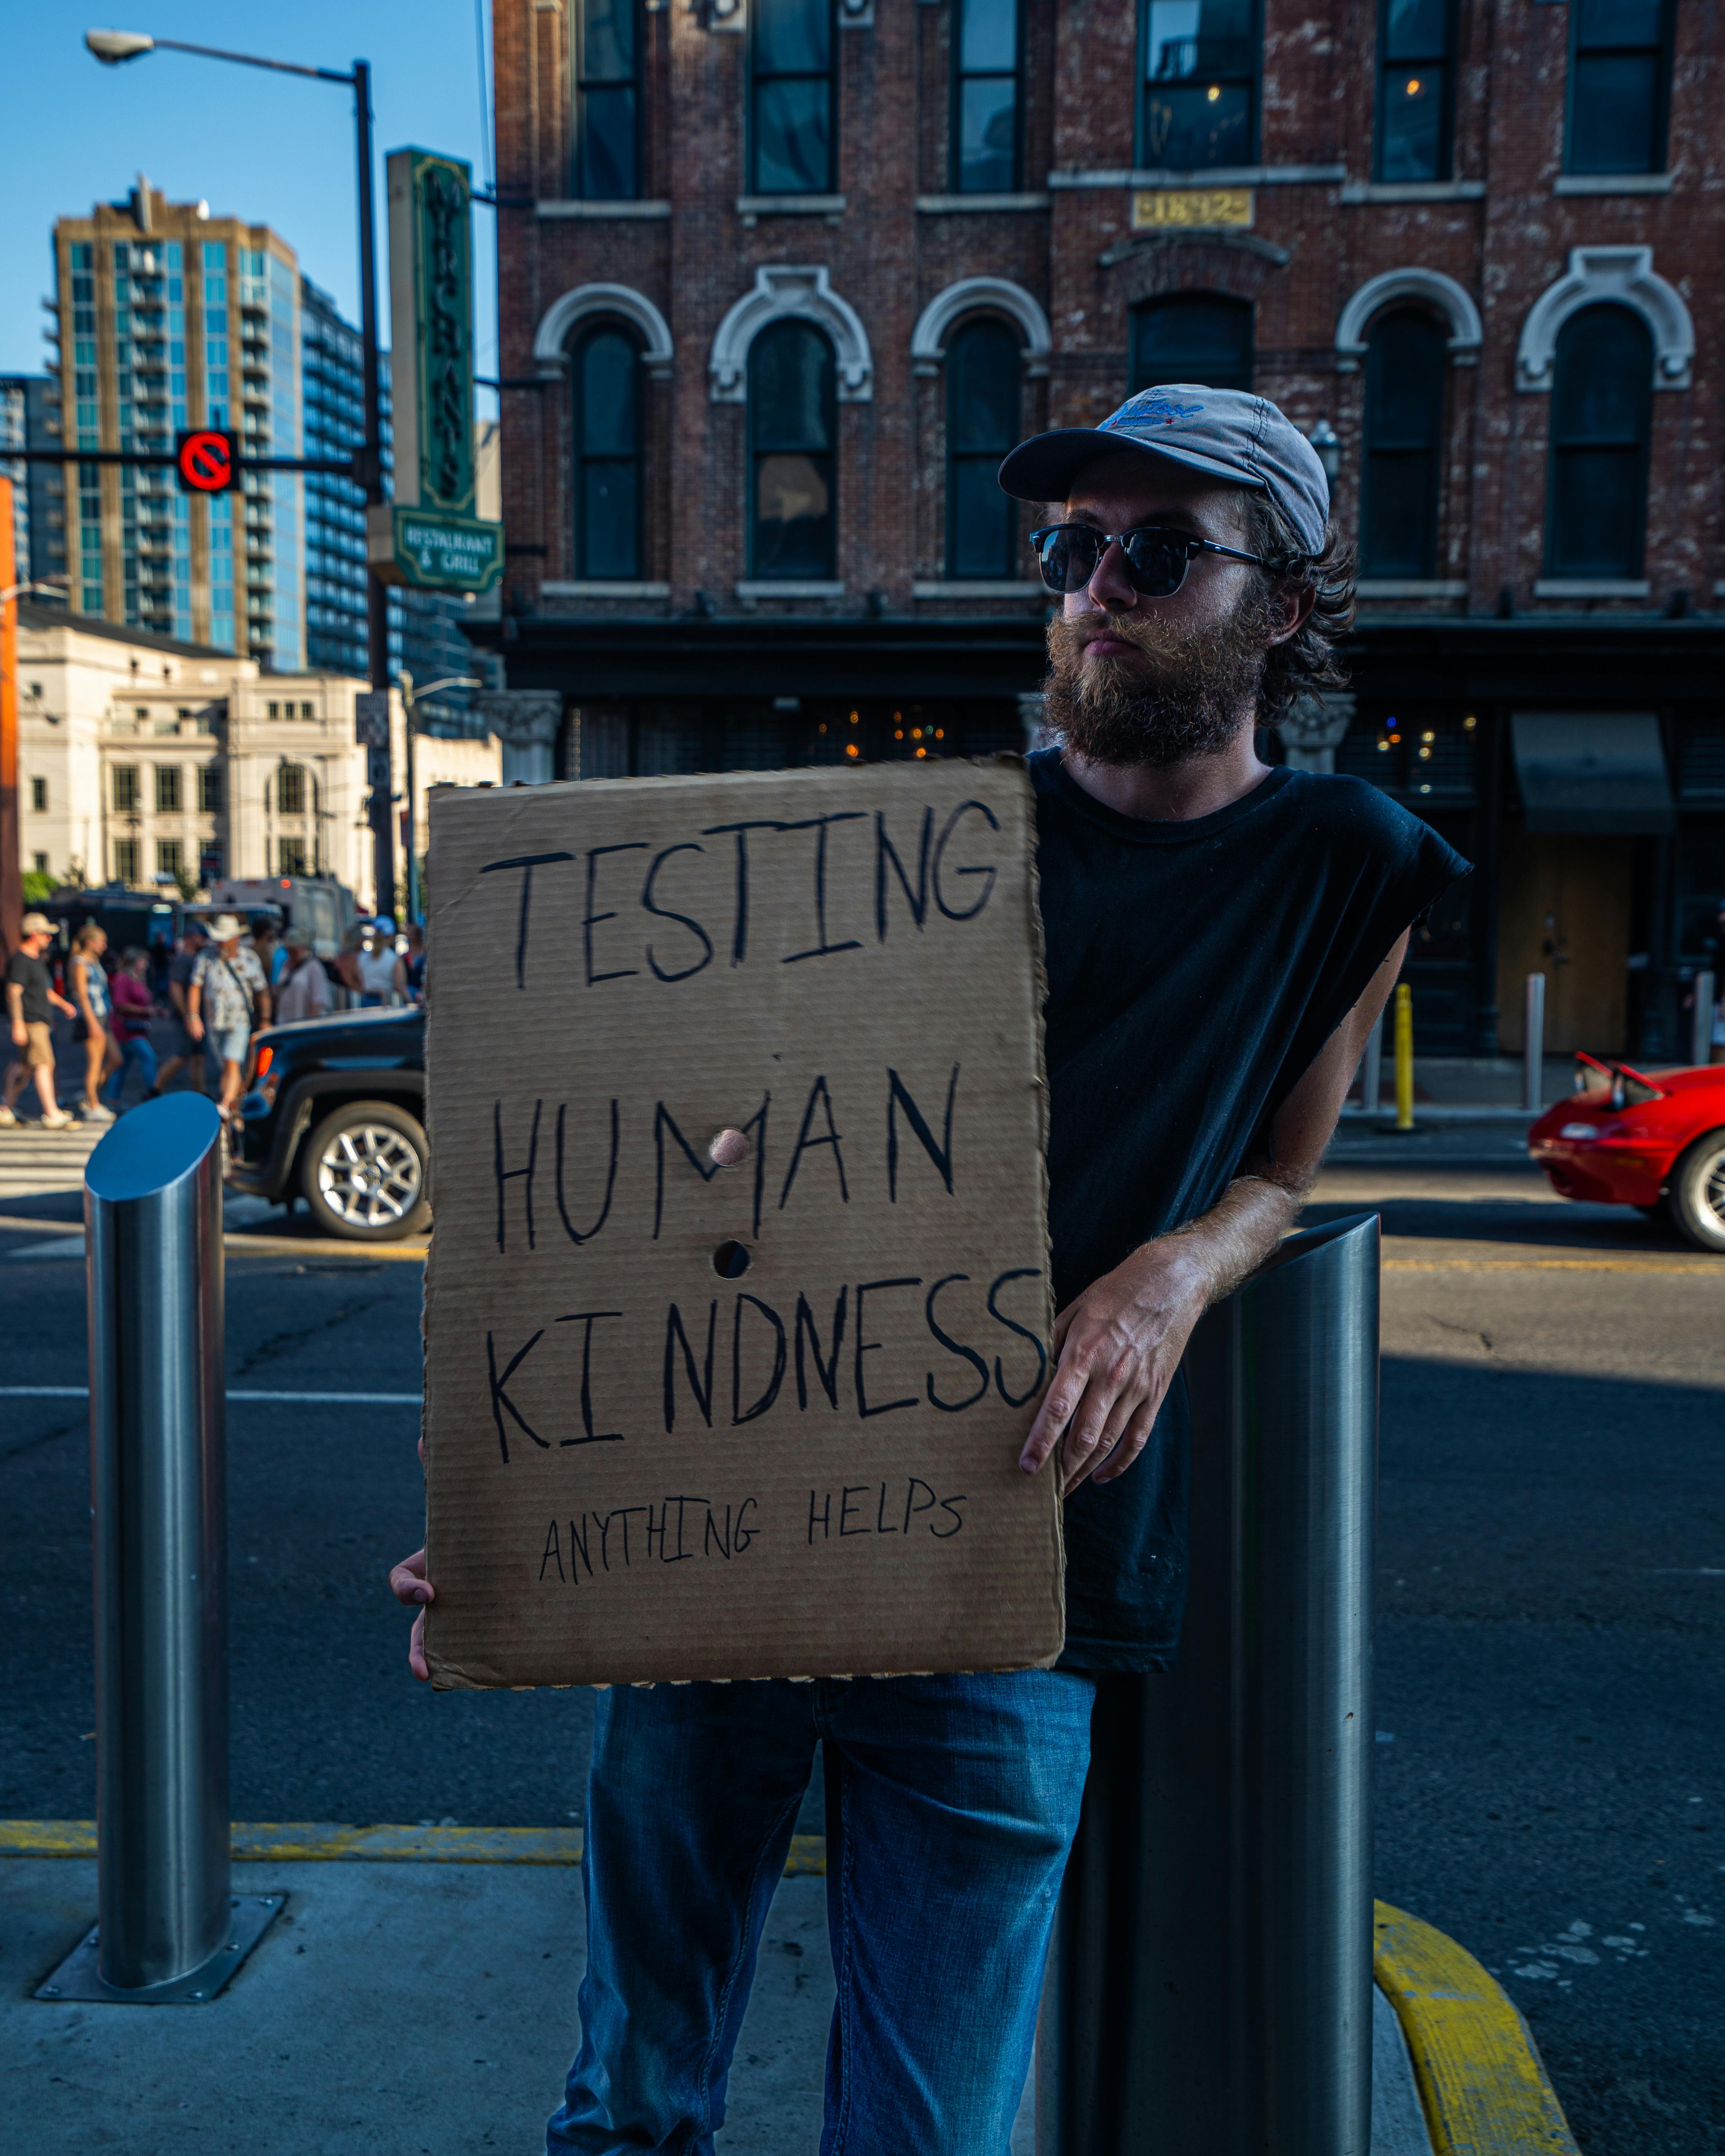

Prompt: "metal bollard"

[1693,970,1717,1068]
[1523,973,1547,1113]
[1392,980,1415,1132]
[37,1094,279,2007]
[1038,1213,1380,2156]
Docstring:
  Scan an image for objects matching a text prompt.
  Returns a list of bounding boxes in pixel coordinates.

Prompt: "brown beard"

[1041,589,1276,768]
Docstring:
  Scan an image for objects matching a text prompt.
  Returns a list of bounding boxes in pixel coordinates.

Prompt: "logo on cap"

[1106,393,1204,432]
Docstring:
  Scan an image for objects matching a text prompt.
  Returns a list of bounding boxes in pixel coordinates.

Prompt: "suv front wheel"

[300,1101,431,1242]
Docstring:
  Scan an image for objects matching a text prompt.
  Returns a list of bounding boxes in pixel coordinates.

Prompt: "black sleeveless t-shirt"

[1030,749,1470,1670]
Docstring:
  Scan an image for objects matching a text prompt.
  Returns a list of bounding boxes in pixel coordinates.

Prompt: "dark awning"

[1511,713,1676,834]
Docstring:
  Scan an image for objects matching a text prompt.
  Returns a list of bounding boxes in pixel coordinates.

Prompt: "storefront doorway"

[1496,833,1632,1054]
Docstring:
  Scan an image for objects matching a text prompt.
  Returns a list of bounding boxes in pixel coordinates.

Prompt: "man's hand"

[1019,1237,1213,1494]
[187,1013,204,1042]
[389,1547,435,1681]
[9,1020,24,1050]
[50,991,77,1020]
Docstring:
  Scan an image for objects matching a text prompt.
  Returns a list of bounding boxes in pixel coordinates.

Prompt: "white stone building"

[17,603,500,913]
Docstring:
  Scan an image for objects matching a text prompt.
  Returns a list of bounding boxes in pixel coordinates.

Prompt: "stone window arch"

[1516,246,1692,393]
[1335,267,1482,372]
[910,277,1051,380]
[710,266,872,402]
[532,283,673,379]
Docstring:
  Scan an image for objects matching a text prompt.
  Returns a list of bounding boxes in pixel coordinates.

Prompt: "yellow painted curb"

[0,1820,826,1874]
[1374,1900,1578,2154]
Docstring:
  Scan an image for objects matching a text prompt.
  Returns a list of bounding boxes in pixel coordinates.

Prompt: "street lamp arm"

[85,29,354,84]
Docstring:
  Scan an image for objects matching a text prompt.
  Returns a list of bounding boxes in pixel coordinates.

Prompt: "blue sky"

[3,3,500,410]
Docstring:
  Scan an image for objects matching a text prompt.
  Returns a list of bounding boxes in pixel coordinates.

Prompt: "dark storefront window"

[1139,0,1257,169]
[1130,294,1253,391]
[953,0,1022,191]
[573,0,642,200]
[573,326,642,579]
[947,321,1020,578]
[1361,310,1446,578]
[1376,0,1455,181]
[749,320,836,578]
[751,0,835,194]
[1545,304,1652,580]
[1566,0,1674,175]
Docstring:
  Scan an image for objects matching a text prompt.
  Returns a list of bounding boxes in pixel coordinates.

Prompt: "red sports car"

[1528,1053,1725,1253]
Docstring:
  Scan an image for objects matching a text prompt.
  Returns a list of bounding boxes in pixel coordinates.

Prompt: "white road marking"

[0,1386,421,1405]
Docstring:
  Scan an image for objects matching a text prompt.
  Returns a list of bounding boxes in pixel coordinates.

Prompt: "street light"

[85,26,393,914]
[1307,416,1342,487]
[398,672,481,926]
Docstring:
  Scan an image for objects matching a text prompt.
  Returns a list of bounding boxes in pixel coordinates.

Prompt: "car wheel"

[1668,1128,1725,1254]
[300,1101,431,1242]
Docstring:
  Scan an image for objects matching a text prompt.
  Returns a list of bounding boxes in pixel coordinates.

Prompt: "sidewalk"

[3,1844,1026,2156]
[0,1826,1483,2156]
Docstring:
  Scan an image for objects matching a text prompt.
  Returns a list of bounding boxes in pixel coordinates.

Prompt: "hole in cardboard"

[711,1239,752,1279]
[710,1127,750,1167]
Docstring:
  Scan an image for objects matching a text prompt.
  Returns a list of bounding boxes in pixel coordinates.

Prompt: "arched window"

[947,321,1020,579]
[1360,309,1446,578]
[1130,294,1253,392]
[572,325,642,579]
[1546,303,1652,579]
[749,320,836,578]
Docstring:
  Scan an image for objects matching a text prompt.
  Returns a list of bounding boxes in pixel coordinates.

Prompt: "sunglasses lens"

[1120,531,1191,597]
[1035,528,1100,594]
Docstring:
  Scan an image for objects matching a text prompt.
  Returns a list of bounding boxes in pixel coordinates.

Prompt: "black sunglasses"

[1028,522,1269,599]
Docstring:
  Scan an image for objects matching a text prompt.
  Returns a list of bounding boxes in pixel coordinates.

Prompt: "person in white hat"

[1,912,78,1128]
[186,912,271,1120]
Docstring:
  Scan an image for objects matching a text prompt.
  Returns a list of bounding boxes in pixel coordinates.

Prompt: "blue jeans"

[548,1671,1096,2156]
[103,1036,157,1107]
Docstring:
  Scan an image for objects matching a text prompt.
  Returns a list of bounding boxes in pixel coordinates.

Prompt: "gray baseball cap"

[998,385,1331,556]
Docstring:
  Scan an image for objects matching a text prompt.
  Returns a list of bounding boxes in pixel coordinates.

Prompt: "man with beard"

[391,387,1467,2155]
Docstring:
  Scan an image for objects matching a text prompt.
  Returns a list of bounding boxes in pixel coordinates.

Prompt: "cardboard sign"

[421,761,1062,1688]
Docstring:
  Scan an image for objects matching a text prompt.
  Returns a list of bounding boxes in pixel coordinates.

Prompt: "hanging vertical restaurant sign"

[371,147,503,594]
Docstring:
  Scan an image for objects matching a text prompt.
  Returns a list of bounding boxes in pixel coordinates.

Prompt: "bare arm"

[6,981,22,1043]
[186,979,204,1039]
[1019,930,1409,1494]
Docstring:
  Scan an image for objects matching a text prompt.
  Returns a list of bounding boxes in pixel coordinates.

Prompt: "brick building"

[482,0,1725,1058]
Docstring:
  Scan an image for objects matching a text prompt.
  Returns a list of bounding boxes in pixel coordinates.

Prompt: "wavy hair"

[1242,493,1357,719]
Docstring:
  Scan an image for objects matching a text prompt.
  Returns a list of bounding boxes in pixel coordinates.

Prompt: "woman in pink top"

[102,947,159,1112]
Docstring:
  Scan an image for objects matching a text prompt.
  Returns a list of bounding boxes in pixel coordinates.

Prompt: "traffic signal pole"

[355,57,395,923]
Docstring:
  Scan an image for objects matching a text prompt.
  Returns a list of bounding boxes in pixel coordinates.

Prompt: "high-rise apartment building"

[1,374,70,592]
[50,181,479,732]
[53,178,304,667]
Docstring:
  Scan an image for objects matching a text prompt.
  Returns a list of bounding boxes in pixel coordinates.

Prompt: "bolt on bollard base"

[37,1094,283,2007]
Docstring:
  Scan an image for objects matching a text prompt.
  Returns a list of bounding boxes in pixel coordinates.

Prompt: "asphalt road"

[2,1131,1720,2154]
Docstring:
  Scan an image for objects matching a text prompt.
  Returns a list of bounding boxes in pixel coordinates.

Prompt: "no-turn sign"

[175,429,235,494]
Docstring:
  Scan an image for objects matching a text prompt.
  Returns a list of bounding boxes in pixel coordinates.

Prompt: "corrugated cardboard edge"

[419,755,1065,1691]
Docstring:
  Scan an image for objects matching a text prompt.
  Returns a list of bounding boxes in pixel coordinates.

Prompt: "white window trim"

[1517,247,1693,392]
[1335,268,1483,371]
[734,579,846,598]
[709,267,873,403]
[541,581,672,599]
[1533,579,1651,600]
[533,283,675,381]
[912,579,1046,598]
[1355,579,1468,599]
[910,277,1053,380]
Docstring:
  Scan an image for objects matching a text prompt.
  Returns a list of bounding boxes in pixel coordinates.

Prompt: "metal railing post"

[37,1093,279,2006]
[1523,973,1546,1114]
[1038,1213,1379,2156]
[1392,982,1415,1132]
[1692,970,1716,1068]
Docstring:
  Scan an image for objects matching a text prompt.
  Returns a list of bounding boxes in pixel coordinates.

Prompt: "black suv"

[228,1007,430,1242]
